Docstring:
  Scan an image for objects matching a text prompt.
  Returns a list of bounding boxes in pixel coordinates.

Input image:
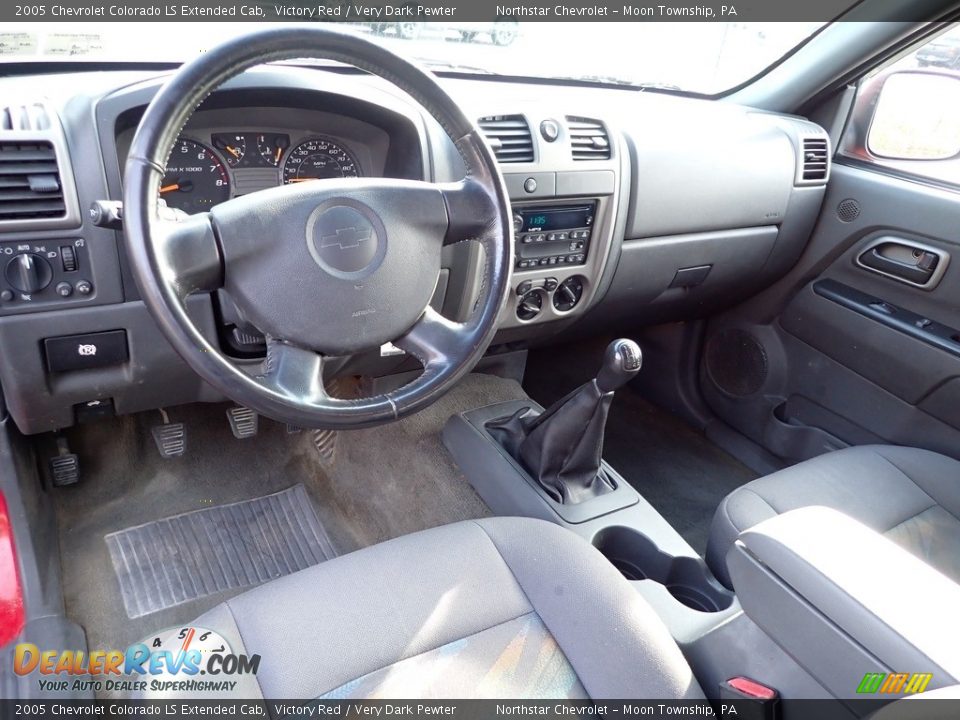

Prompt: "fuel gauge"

[257,133,290,167]
[212,133,247,167]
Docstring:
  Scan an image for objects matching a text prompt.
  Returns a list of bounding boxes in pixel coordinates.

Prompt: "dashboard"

[0,65,830,434]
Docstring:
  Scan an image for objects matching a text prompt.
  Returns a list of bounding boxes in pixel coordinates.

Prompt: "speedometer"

[160,138,230,214]
[282,137,360,184]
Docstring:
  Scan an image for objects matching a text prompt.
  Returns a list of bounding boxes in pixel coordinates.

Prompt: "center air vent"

[0,141,65,220]
[567,117,611,160]
[800,135,829,184]
[478,115,534,163]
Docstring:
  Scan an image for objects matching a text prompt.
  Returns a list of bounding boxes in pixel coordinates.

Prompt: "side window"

[839,25,960,187]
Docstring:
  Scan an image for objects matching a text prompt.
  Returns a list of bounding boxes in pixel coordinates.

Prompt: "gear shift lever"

[597,339,644,393]
[488,339,642,504]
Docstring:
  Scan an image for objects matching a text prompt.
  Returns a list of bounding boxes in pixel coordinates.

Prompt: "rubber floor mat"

[105,484,336,618]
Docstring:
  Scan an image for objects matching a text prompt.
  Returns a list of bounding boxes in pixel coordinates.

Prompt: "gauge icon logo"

[306,201,386,279]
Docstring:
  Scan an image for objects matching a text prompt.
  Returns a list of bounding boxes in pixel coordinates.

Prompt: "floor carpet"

[53,373,528,653]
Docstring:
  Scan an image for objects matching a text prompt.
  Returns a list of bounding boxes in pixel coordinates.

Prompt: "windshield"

[0,21,825,94]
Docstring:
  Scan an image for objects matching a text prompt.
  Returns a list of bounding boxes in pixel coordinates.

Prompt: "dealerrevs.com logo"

[13,626,260,694]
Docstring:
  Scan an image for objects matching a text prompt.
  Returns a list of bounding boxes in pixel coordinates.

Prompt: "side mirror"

[867,70,960,161]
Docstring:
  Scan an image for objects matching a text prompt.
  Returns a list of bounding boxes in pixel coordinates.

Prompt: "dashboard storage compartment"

[592,526,734,612]
[598,226,779,326]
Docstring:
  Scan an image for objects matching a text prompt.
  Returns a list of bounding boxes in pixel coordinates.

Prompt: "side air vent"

[0,141,65,220]
[478,115,534,163]
[567,116,611,160]
[799,135,830,184]
[1,104,52,132]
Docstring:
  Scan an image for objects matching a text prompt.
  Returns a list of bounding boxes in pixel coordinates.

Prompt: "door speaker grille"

[705,329,768,397]
[837,198,860,223]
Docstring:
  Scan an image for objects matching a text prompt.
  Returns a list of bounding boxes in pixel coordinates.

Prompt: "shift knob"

[596,339,642,393]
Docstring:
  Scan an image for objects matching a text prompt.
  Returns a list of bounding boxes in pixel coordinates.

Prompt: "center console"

[478,112,625,332]
[503,192,618,329]
[443,340,736,623]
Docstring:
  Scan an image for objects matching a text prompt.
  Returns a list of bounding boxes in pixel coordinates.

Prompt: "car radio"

[512,202,596,270]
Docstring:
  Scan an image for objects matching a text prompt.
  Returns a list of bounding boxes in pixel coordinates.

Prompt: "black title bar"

[1,0,956,22]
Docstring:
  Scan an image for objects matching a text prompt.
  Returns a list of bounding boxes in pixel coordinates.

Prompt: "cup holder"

[592,526,734,613]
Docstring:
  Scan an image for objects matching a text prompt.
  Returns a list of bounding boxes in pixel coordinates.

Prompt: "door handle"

[856,238,947,289]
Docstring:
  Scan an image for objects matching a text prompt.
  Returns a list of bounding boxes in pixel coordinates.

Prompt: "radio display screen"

[520,205,593,232]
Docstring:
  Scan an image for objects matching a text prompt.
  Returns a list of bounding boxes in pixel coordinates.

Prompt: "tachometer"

[160,138,231,214]
[282,137,360,184]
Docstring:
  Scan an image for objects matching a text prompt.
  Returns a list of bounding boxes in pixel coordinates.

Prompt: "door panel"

[702,162,960,462]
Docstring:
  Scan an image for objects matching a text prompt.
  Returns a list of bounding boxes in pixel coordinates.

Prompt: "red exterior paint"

[0,492,25,647]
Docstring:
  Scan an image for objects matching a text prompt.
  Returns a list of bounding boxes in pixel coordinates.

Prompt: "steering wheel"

[123,27,512,429]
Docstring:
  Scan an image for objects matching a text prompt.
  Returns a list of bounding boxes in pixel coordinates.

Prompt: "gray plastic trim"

[0,297,224,434]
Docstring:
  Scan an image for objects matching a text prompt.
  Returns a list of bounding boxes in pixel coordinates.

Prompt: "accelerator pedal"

[151,409,187,459]
[227,406,259,439]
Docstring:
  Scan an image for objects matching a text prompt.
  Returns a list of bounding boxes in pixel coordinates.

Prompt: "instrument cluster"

[160,132,362,214]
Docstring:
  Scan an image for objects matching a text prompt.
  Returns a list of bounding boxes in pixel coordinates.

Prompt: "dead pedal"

[50,436,80,486]
[227,406,259,439]
[152,423,187,458]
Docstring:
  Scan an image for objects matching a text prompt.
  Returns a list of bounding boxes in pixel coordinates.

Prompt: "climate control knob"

[516,290,543,321]
[5,253,53,294]
[553,276,584,312]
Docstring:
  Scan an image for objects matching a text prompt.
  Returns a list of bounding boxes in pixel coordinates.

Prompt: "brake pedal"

[50,436,80,486]
[150,409,186,459]
[227,406,258,439]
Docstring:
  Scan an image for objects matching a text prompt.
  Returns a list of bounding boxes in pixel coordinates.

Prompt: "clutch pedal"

[227,406,259,439]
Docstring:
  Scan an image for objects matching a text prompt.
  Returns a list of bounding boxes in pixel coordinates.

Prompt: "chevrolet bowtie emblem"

[320,226,372,250]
